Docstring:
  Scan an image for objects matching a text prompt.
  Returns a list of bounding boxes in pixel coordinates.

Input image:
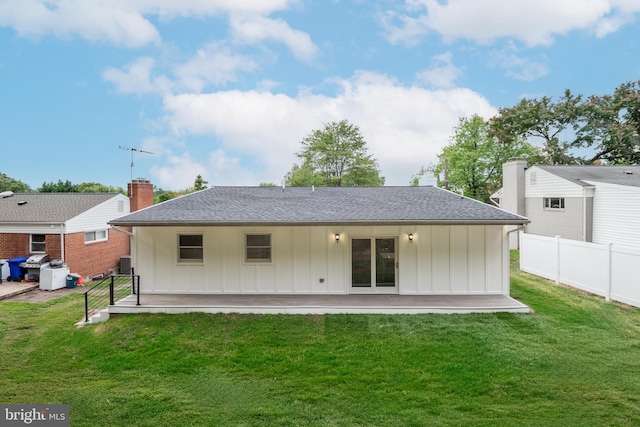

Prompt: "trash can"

[66,275,79,288]
[7,257,28,281]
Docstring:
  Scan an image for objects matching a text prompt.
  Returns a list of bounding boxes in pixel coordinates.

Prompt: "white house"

[497,160,640,249]
[108,186,530,314]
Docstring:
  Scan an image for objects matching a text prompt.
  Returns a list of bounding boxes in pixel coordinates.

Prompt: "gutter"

[109,219,531,227]
[110,225,134,236]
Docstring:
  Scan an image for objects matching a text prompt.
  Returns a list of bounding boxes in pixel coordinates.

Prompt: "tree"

[431,115,541,203]
[193,175,209,191]
[38,180,124,193]
[577,80,640,164]
[489,81,640,165]
[285,120,384,187]
[489,90,582,165]
[0,173,31,192]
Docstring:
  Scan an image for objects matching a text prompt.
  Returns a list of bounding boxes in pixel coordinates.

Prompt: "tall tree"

[432,115,541,203]
[490,81,640,165]
[489,90,582,165]
[578,80,640,164]
[285,120,384,187]
[38,180,124,193]
[193,175,209,191]
[0,173,31,192]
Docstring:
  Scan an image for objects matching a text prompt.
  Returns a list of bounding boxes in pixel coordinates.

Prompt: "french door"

[350,238,397,293]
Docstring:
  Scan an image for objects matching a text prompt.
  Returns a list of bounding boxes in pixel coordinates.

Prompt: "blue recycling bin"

[8,257,28,281]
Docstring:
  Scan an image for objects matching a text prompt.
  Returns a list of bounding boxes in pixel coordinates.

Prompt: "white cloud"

[382,0,640,47]
[416,52,462,88]
[488,42,549,81]
[230,14,318,62]
[173,43,260,92]
[103,57,173,94]
[161,71,496,186]
[149,150,210,190]
[0,0,298,47]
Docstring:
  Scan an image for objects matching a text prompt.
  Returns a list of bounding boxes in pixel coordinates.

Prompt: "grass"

[1,251,640,426]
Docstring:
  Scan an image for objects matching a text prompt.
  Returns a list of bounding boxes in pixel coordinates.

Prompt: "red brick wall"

[64,229,130,279]
[0,230,130,279]
[0,233,30,259]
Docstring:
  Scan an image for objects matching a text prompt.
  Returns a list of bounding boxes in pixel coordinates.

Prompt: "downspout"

[582,187,586,242]
[60,224,65,262]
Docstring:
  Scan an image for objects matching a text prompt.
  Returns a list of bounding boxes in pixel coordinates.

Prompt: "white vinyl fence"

[519,232,640,308]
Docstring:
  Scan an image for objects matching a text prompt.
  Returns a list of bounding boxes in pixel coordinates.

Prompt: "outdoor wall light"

[408,233,414,242]
[335,233,340,242]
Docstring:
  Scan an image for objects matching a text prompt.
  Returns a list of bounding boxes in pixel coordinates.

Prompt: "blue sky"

[1,0,639,191]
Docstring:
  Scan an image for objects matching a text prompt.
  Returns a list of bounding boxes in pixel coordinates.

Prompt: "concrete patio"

[108,293,531,315]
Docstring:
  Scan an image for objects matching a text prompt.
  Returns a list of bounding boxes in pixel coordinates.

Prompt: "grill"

[20,254,50,282]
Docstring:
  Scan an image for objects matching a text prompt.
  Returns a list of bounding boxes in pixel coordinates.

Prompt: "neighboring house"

[496,159,640,248]
[109,186,528,302]
[0,179,154,279]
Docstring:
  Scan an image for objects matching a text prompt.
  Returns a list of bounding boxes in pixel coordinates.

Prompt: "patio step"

[76,308,110,326]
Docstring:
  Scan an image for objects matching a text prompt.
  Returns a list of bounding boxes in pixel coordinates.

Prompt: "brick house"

[0,179,153,280]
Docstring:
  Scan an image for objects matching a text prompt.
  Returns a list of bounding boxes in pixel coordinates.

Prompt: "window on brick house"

[85,229,108,243]
[30,234,46,252]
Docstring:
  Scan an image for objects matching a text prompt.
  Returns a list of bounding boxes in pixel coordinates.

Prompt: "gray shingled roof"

[110,186,528,226]
[0,193,119,223]
[535,165,640,187]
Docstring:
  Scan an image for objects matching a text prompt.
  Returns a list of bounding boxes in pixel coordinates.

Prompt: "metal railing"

[84,268,140,323]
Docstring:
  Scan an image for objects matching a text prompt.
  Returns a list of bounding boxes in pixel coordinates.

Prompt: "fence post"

[555,235,561,285]
[85,292,89,323]
[605,243,612,302]
[131,267,136,295]
[109,275,114,306]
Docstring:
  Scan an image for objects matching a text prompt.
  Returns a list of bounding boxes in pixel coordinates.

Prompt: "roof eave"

[109,219,530,227]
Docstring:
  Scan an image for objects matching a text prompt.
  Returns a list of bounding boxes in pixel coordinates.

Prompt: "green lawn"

[1,252,639,426]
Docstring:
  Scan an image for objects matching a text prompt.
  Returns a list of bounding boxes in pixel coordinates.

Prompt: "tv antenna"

[119,145,154,183]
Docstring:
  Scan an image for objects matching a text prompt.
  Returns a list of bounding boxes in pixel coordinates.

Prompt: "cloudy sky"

[1,0,639,190]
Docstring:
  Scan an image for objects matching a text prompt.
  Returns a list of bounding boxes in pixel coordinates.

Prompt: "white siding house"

[498,160,640,248]
[109,186,530,313]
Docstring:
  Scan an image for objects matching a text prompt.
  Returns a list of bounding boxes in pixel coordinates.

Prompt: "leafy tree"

[259,182,277,187]
[157,191,176,203]
[38,180,124,193]
[431,115,542,203]
[0,173,31,192]
[285,120,384,187]
[489,90,582,165]
[193,175,209,191]
[578,81,640,164]
[38,180,78,192]
[490,81,640,165]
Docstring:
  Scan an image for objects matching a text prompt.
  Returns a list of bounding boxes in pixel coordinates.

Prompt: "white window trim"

[30,234,46,253]
[543,197,565,210]
[177,234,204,264]
[85,229,108,244]
[244,233,272,264]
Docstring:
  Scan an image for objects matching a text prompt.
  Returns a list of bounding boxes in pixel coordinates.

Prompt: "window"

[30,234,46,252]
[245,234,271,263]
[543,197,565,210]
[178,234,203,263]
[85,230,108,243]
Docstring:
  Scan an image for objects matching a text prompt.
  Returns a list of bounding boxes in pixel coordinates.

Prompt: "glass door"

[351,238,397,293]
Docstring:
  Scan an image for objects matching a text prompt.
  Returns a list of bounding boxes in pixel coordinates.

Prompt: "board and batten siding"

[65,194,129,234]
[587,181,640,248]
[131,224,509,295]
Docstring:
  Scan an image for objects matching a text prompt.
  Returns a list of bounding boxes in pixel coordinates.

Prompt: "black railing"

[84,268,140,323]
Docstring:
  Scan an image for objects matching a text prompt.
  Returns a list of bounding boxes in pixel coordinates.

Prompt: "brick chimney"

[128,179,154,212]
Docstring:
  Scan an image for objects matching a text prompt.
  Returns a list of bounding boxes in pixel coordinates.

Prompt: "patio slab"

[0,281,39,301]
[109,293,531,315]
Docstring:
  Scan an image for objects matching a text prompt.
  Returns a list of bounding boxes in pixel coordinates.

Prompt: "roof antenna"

[119,145,154,183]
